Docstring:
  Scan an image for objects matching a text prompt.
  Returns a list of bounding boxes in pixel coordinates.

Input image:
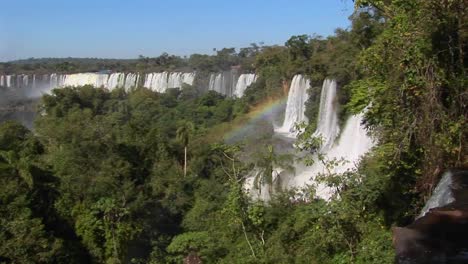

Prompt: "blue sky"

[0,0,354,61]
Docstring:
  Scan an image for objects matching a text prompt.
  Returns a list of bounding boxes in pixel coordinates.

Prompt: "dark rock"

[393,169,468,263]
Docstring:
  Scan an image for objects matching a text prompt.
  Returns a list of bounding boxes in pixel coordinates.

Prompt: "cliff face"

[282,79,290,95]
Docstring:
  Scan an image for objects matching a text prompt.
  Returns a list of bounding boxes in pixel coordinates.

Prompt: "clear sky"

[0,0,354,62]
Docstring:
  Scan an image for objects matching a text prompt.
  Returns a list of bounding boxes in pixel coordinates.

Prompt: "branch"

[241,221,257,259]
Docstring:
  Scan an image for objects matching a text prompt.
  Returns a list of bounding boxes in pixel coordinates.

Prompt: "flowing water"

[282,113,374,199]
[233,74,257,98]
[418,171,455,218]
[0,72,197,95]
[1,71,256,97]
[250,76,375,200]
[275,75,310,137]
[313,79,340,151]
[208,71,257,97]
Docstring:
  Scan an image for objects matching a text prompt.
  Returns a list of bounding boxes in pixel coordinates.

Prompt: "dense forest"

[0,46,259,75]
[0,1,466,263]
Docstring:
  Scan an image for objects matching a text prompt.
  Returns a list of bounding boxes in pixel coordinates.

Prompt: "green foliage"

[253,145,294,193]
[352,0,466,196]
[1,2,465,263]
[1,43,264,76]
[2,86,240,263]
[0,121,75,263]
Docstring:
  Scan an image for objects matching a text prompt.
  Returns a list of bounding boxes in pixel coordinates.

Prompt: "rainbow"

[222,96,288,141]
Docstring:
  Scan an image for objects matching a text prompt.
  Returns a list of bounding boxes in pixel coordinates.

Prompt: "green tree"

[254,145,294,195]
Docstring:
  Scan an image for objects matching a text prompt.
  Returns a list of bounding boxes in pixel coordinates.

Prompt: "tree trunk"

[184,146,187,177]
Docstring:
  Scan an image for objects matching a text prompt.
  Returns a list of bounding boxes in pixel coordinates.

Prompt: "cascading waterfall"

[62,73,108,88]
[313,79,339,151]
[124,73,139,91]
[233,73,257,98]
[61,72,142,90]
[209,73,222,93]
[2,71,257,97]
[49,73,64,91]
[208,70,256,97]
[6,75,11,87]
[247,76,374,201]
[144,72,168,92]
[168,72,195,89]
[275,74,310,137]
[418,171,455,218]
[22,75,29,88]
[325,113,374,173]
[0,72,195,94]
[289,113,375,199]
[107,73,126,90]
[209,72,233,96]
[143,72,195,93]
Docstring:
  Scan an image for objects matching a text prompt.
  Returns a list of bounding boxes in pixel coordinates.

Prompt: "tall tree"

[254,145,294,195]
[176,121,194,177]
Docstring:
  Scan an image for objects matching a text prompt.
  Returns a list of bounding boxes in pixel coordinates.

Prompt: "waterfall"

[313,79,339,151]
[124,73,139,91]
[275,74,310,137]
[49,74,59,90]
[271,76,373,200]
[208,71,241,96]
[145,72,168,92]
[209,73,227,95]
[419,171,455,218]
[167,72,195,89]
[22,75,29,88]
[62,73,109,88]
[107,73,126,90]
[233,73,257,98]
[143,72,195,92]
[6,75,12,87]
[0,72,195,94]
[244,167,284,201]
[289,113,375,199]
[181,72,195,87]
[325,113,375,173]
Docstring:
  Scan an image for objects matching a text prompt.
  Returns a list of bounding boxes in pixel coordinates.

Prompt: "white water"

[233,74,257,98]
[143,72,195,93]
[313,79,340,151]
[107,73,126,90]
[326,114,374,173]
[247,76,374,201]
[6,75,11,87]
[208,72,234,96]
[419,171,455,218]
[289,113,375,199]
[62,73,109,88]
[0,72,195,94]
[208,71,257,97]
[275,75,310,137]
[244,167,284,201]
[22,75,29,88]
[124,73,139,91]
